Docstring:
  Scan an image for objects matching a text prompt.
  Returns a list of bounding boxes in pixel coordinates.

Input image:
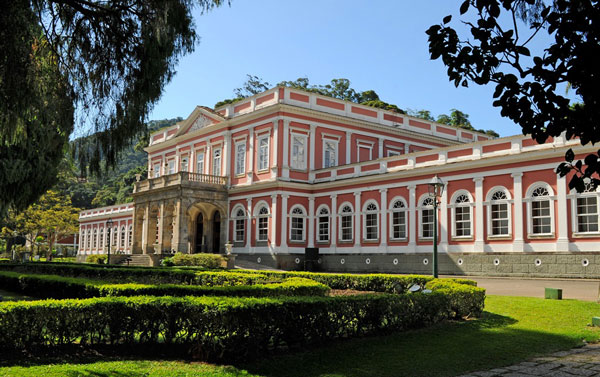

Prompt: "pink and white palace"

[78,86,600,277]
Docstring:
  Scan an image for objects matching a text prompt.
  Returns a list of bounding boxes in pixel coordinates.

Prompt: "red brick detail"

[448,148,473,159]
[337,167,354,175]
[217,109,226,116]
[256,93,274,106]
[361,163,380,172]
[289,92,309,102]
[315,171,331,179]
[522,136,553,147]
[461,132,473,139]
[234,102,251,113]
[384,113,404,123]
[477,135,489,141]
[351,106,377,118]
[436,126,457,136]
[409,119,431,130]
[153,134,164,141]
[167,129,177,136]
[482,142,511,153]
[416,154,439,163]
[387,159,407,168]
[316,98,345,110]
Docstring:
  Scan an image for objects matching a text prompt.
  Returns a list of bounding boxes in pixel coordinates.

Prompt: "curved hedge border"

[0,285,483,361]
[0,272,329,299]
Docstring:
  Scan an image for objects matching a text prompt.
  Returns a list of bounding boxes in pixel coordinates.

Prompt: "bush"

[0,289,481,361]
[85,255,107,264]
[171,253,225,268]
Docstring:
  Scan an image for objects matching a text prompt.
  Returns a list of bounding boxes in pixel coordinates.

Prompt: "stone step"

[115,255,153,267]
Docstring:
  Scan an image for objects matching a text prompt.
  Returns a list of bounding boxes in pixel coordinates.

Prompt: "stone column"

[408,185,417,249]
[246,198,252,251]
[330,194,337,251]
[556,174,569,251]
[270,194,277,249]
[474,177,485,251]
[282,120,290,179]
[379,188,388,249]
[271,121,279,179]
[141,203,149,254]
[156,201,165,252]
[354,192,361,245]
[281,194,289,252]
[512,172,524,252]
[224,130,231,178]
[247,127,254,184]
[440,184,449,251]
[308,197,315,247]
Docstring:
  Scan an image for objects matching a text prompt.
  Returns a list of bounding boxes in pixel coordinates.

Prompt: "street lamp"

[106,218,113,265]
[427,175,445,278]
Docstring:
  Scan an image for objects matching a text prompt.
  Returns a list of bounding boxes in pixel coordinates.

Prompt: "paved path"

[459,344,600,377]
[443,275,600,302]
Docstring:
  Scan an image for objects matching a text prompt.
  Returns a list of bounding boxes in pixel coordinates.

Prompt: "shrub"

[85,255,107,264]
[0,290,480,361]
[171,253,225,268]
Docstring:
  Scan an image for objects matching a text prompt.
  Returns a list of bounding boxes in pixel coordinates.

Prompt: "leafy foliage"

[427,0,600,191]
[408,108,499,137]
[169,252,226,268]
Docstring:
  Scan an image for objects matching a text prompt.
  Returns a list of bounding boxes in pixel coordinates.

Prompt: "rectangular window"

[291,217,304,241]
[421,209,434,238]
[531,200,551,234]
[491,203,509,235]
[235,218,244,242]
[340,215,353,241]
[323,140,337,168]
[258,135,269,171]
[577,196,599,233]
[212,148,222,176]
[258,217,268,241]
[181,157,189,172]
[235,142,246,175]
[392,211,406,239]
[318,216,329,242]
[167,160,175,174]
[291,135,306,170]
[455,206,471,237]
[196,152,205,174]
[153,163,161,178]
[387,150,401,157]
[365,213,378,240]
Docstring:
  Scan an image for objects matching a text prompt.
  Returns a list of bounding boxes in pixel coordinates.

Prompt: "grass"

[0,295,598,376]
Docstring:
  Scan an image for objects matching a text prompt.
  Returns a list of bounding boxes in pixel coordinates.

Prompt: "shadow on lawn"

[238,311,581,377]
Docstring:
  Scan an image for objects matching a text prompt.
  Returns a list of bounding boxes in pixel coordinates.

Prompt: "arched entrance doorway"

[195,213,204,253]
[212,211,221,254]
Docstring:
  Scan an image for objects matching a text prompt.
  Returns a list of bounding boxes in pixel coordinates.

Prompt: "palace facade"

[78,86,600,277]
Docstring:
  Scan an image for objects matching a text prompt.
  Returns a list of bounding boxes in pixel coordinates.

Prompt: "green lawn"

[0,295,598,377]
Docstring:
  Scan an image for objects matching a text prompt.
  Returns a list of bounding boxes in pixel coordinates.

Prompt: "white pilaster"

[247,127,254,184]
[346,131,351,164]
[512,172,524,252]
[281,195,289,252]
[408,185,416,248]
[270,194,277,249]
[440,184,448,250]
[224,131,231,178]
[309,124,316,171]
[271,121,279,179]
[556,174,569,251]
[405,143,411,154]
[378,138,384,159]
[474,177,484,251]
[282,120,290,179]
[330,194,337,250]
[308,197,315,248]
[354,192,361,244]
[246,198,252,251]
[380,188,388,249]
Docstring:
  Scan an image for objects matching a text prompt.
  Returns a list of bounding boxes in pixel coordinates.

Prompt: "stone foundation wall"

[236,252,600,278]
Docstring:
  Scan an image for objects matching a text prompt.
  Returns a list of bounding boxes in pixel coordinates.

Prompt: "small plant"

[85,255,107,264]
[171,252,224,268]
[160,256,174,267]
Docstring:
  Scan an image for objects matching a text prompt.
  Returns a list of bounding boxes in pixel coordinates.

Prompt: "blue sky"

[149,0,548,137]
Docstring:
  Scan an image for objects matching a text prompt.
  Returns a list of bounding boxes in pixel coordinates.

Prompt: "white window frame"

[338,202,354,242]
[485,187,512,238]
[128,225,133,247]
[290,133,308,170]
[525,182,555,237]
[569,185,600,236]
[86,229,91,249]
[231,205,246,243]
[100,228,104,248]
[449,190,474,239]
[418,195,435,240]
[356,139,374,162]
[196,150,205,174]
[212,147,222,176]
[167,159,176,175]
[389,197,408,241]
[317,205,330,243]
[322,137,339,169]
[181,156,189,172]
[235,140,246,176]
[254,202,270,242]
[120,226,126,248]
[257,134,270,172]
[153,162,161,178]
[387,149,402,157]
[93,228,97,250]
[112,226,118,247]
[362,200,379,241]
[289,205,307,242]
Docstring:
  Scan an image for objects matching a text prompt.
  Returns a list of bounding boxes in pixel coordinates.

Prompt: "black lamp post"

[106,218,113,265]
[427,175,445,278]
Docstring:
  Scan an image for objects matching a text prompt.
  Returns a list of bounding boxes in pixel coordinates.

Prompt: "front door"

[195,213,203,253]
[212,211,220,253]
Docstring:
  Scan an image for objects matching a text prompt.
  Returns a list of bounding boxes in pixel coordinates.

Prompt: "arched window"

[451,192,472,238]
[232,207,246,243]
[105,227,110,248]
[363,202,379,241]
[571,183,600,234]
[92,229,97,250]
[290,206,306,242]
[128,225,133,247]
[256,206,269,242]
[339,203,354,242]
[113,226,118,247]
[100,228,104,248]
[120,226,126,248]
[526,183,554,236]
[390,198,407,240]
[317,206,330,243]
[80,229,85,250]
[487,188,511,237]
[419,197,435,239]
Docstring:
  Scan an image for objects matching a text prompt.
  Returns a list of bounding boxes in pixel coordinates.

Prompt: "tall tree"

[426,0,600,191]
[0,0,225,217]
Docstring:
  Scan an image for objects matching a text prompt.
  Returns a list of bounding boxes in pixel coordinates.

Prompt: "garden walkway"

[459,343,600,377]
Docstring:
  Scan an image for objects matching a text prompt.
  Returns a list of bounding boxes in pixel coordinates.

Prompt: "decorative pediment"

[176,106,225,137]
[189,114,213,132]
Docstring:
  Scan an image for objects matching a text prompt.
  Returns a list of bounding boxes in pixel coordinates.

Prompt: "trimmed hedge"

[169,253,226,268]
[0,272,328,299]
[85,255,107,264]
[0,288,482,360]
